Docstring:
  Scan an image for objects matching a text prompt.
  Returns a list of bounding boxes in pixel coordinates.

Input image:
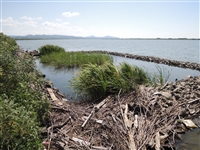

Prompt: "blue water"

[17,39,200,63]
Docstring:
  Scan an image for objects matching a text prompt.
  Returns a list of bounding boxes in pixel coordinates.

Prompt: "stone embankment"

[83,50,200,71]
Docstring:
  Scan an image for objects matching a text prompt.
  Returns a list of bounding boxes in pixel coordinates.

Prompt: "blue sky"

[1,0,199,38]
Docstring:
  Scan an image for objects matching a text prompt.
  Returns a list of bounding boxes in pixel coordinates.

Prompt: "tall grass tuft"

[70,62,151,101]
[39,44,65,55]
[119,62,151,91]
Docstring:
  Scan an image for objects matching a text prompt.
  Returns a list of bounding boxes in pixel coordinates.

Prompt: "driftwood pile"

[43,76,200,150]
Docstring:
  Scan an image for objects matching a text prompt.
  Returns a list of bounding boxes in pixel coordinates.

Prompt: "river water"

[17,39,200,149]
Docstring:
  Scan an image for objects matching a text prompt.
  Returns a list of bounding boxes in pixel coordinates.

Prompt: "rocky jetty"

[83,50,200,71]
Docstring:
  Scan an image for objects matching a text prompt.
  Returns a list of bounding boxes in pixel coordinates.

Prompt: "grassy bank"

[0,33,50,149]
[39,45,113,68]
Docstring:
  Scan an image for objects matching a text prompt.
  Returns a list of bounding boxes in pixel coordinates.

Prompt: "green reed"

[70,62,151,101]
[40,50,113,68]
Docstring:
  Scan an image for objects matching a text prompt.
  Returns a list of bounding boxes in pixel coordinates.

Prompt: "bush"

[38,44,65,55]
[0,96,42,150]
[0,33,50,149]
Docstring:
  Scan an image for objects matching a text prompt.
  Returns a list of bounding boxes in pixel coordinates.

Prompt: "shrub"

[0,33,50,149]
[0,96,42,150]
[38,44,65,55]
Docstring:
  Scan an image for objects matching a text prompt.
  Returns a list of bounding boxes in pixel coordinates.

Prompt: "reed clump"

[39,45,113,68]
[39,44,65,55]
[70,62,151,101]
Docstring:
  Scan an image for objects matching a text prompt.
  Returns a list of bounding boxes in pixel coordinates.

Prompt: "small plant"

[150,65,170,86]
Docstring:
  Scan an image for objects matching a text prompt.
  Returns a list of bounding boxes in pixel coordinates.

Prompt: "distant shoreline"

[10,34,200,40]
[13,37,200,40]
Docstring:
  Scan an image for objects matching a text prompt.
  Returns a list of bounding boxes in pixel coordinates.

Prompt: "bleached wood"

[155,132,160,150]
[47,88,62,105]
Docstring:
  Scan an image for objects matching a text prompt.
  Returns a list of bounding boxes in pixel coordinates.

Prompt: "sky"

[0,0,199,38]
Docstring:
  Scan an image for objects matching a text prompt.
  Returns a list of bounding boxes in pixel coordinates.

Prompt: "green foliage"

[38,44,65,55]
[40,50,113,68]
[0,96,42,150]
[0,33,50,149]
[70,62,151,101]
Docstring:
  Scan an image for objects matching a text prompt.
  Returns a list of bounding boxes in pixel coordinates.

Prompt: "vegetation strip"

[38,45,113,68]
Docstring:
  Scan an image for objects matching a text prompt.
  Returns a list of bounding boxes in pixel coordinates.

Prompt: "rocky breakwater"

[84,50,200,71]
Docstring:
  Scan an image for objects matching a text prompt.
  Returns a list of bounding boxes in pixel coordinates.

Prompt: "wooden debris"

[47,88,62,105]
[81,108,95,129]
[44,76,200,150]
[71,137,90,146]
[155,132,161,150]
[178,119,198,128]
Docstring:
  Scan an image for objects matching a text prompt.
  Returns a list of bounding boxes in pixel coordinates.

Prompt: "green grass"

[150,65,171,86]
[40,49,113,68]
[70,62,151,101]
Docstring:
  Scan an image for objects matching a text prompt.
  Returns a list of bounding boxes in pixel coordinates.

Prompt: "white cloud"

[24,21,37,27]
[63,22,70,25]
[21,16,33,21]
[1,17,20,27]
[21,16,43,21]
[62,12,80,17]
[20,16,43,27]
[42,21,70,28]
[56,18,62,22]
